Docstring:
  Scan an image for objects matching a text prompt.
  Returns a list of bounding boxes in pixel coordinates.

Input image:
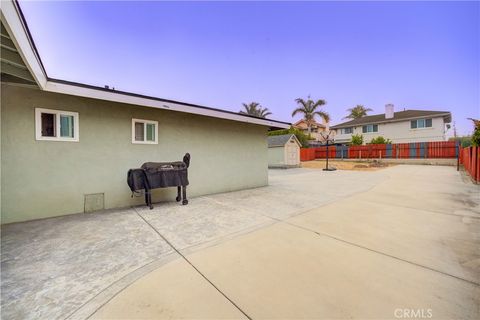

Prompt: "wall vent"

[84,193,105,213]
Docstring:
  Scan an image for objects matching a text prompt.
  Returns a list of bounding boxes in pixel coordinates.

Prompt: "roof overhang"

[331,113,452,130]
[1,0,290,130]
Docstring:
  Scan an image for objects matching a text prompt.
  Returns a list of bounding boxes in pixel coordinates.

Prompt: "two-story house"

[293,119,334,143]
[331,104,451,144]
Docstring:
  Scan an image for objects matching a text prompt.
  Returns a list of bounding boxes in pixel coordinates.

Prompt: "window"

[341,127,353,134]
[35,108,79,141]
[362,124,378,133]
[411,118,432,129]
[132,119,158,144]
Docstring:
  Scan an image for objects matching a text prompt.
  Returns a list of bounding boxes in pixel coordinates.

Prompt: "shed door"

[286,141,299,165]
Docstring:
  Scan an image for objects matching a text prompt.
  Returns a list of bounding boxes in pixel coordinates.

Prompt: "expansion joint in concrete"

[133,207,253,320]
[267,216,480,288]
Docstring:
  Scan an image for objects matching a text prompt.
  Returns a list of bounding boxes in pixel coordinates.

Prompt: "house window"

[362,124,378,133]
[411,118,432,129]
[341,127,353,134]
[35,108,79,141]
[132,119,158,144]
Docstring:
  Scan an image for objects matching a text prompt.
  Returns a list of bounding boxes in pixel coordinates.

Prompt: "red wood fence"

[300,141,458,161]
[299,141,479,183]
[460,146,480,183]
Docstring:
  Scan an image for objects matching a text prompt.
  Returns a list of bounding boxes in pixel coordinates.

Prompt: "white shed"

[267,134,301,168]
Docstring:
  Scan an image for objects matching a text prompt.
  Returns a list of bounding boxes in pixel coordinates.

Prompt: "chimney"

[385,104,394,119]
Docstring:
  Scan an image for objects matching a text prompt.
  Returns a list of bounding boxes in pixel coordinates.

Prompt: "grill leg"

[145,189,153,209]
[176,186,181,202]
[182,186,188,205]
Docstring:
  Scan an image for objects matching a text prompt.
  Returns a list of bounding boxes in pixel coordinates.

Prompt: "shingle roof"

[293,119,326,128]
[331,110,451,129]
[268,134,297,147]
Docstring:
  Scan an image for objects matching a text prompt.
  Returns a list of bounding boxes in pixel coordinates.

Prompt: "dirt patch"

[301,160,395,171]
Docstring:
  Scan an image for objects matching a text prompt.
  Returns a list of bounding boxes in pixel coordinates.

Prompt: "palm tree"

[291,96,330,134]
[239,102,272,118]
[343,105,373,120]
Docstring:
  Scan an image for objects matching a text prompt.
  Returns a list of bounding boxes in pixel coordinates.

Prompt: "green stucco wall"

[268,147,285,166]
[1,84,268,224]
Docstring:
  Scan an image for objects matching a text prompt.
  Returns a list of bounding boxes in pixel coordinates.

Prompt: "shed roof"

[268,134,299,147]
[331,110,451,129]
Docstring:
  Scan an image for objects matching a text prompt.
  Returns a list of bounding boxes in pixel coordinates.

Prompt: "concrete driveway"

[1,165,479,319]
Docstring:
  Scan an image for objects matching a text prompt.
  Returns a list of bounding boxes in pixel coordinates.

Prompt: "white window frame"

[411,118,433,130]
[35,108,79,142]
[362,124,378,133]
[131,118,158,144]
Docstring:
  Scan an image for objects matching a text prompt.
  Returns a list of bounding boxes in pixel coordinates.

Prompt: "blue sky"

[20,1,479,135]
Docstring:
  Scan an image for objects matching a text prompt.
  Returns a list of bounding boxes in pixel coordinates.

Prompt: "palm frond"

[314,111,330,123]
[292,107,306,117]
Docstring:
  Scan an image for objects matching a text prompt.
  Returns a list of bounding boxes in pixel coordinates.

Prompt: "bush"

[449,136,472,148]
[268,126,311,148]
[350,134,363,145]
[369,136,392,144]
[472,123,480,147]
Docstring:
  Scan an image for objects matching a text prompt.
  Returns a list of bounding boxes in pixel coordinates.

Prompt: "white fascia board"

[44,81,290,128]
[331,113,452,129]
[0,0,47,88]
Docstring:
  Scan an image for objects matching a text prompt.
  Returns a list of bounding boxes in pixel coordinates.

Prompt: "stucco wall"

[1,84,268,224]
[268,147,285,166]
[334,117,447,144]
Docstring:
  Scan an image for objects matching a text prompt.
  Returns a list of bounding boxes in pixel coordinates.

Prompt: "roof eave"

[331,112,452,129]
[1,0,290,130]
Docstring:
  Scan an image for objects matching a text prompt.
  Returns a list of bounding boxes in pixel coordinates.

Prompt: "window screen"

[41,113,55,137]
[135,122,144,141]
[426,119,432,127]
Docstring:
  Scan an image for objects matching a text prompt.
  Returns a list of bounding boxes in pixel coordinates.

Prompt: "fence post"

[457,143,460,171]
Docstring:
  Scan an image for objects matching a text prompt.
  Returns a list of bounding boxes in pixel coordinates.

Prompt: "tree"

[268,126,310,148]
[468,118,480,146]
[350,134,363,145]
[343,105,373,120]
[239,102,272,118]
[291,96,330,134]
[369,136,392,144]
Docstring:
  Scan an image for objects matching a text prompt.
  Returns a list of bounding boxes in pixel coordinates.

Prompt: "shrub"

[472,123,480,147]
[350,134,363,145]
[449,136,472,148]
[369,136,392,144]
[268,126,310,148]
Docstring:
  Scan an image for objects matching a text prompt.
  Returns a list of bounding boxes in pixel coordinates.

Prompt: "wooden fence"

[460,146,480,183]
[300,141,459,161]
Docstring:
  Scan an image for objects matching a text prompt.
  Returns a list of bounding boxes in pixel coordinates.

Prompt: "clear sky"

[20,0,479,135]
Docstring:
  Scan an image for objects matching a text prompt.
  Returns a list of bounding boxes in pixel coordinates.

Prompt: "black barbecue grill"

[127,153,190,209]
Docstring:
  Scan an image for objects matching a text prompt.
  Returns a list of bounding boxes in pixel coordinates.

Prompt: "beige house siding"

[293,119,333,143]
[334,117,447,144]
[1,84,268,223]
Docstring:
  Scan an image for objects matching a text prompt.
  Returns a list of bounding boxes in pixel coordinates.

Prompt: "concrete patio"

[1,165,479,320]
